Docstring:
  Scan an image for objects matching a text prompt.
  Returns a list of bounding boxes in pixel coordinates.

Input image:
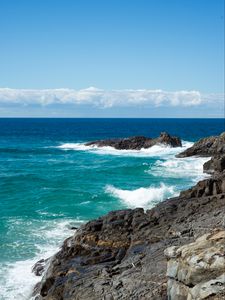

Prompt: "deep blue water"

[0,118,224,300]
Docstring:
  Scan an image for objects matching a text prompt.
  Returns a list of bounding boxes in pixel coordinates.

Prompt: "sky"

[0,0,224,117]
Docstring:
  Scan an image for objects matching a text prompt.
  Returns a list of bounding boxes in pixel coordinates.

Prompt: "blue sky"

[0,0,224,117]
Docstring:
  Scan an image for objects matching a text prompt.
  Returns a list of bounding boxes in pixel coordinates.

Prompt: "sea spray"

[105,183,177,208]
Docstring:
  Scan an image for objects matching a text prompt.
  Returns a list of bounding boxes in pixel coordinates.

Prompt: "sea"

[0,118,224,300]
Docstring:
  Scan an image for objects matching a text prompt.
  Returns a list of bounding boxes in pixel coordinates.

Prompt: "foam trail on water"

[150,156,210,182]
[105,183,177,208]
[57,143,95,151]
[0,219,85,300]
[57,140,193,158]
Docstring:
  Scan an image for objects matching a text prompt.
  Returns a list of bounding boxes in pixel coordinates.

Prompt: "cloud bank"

[0,87,222,108]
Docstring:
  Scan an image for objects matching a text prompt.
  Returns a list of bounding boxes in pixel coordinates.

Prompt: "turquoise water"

[0,118,224,299]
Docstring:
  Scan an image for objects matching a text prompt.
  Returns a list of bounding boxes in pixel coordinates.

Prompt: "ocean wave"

[105,183,177,208]
[56,140,193,157]
[150,156,210,182]
[0,218,84,300]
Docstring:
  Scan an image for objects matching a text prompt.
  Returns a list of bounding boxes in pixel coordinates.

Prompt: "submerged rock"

[85,132,182,150]
[165,230,225,300]
[177,132,225,158]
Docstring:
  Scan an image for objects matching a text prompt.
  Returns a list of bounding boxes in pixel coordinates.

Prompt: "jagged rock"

[85,132,182,150]
[32,258,49,276]
[177,132,225,158]
[179,173,225,198]
[165,230,225,300]
[33,173,225,300]
[204,155,225,174]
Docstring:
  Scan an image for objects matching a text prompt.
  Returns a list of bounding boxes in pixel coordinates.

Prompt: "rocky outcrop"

[165,230,225,300]
[33,174,225,300]
[177,132,225,158]
[32,133,225,300]
[203,155,225,174]
[85,132,182,150]
[179,172,225,198]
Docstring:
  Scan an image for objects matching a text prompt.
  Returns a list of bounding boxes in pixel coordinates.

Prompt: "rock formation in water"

[177,132,225,158]
[33,132,225,300]
[85,132,182,150]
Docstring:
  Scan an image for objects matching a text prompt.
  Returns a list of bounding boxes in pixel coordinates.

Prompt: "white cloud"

[0,87,222,108]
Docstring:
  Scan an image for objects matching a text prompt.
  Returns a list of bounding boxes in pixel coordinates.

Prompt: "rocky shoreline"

[32,133,225,300]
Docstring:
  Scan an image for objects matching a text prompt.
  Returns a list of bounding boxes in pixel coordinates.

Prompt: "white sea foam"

[0,219,84,300]
[57,140,193,158]
[105,183,177,208]
[57,143,94,151]
[150,156,210,182]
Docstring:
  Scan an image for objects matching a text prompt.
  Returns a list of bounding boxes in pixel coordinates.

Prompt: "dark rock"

[85,132,182,150]
[177,132,225,158]
[32,258,49,276]
[70,226,78,230]
[179,173,225,198]
[203,155,225,174]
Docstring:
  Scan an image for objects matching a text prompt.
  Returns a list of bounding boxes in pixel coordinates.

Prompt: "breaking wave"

[105,183,177,209]
[150,156,210,182]
[57,141,193,158]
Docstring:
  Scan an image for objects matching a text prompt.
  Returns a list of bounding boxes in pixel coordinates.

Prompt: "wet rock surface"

[32,259,49,277]
[85,132,182,150]
[33,133,225,300]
